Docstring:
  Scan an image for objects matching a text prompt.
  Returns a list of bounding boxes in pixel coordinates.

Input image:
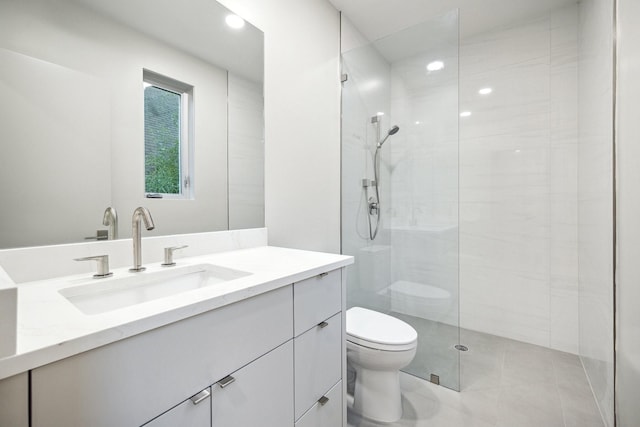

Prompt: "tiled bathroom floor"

[347,330,605,427]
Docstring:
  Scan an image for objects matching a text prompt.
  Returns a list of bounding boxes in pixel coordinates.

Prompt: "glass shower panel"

[341,33,393,315]
[341,10,460,390]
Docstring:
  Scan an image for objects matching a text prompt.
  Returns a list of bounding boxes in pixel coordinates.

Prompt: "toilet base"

[352,366,403,423]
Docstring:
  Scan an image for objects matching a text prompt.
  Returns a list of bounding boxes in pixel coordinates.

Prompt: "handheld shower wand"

[377,125,400,148]
[367,123,400,240]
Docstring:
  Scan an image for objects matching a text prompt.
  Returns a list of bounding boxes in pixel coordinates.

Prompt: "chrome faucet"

[102,207,118,240]
[129,207,155,272]
[75,255,113,279]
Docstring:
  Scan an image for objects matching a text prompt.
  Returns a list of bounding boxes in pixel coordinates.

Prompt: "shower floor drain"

[455,345,469,351]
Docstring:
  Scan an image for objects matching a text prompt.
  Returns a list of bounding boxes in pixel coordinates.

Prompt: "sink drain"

[454,344,468,351]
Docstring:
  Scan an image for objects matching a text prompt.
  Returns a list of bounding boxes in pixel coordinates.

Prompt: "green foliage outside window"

[145,143,180,194]
[144,85,181,194]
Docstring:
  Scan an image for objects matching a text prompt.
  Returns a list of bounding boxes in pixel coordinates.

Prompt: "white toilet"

[346,307,418,423]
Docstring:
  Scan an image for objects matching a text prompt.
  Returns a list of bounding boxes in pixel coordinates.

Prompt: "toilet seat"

[346,307,417,352]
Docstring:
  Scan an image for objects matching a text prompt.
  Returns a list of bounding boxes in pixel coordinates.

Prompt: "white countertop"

[0,246,353,380]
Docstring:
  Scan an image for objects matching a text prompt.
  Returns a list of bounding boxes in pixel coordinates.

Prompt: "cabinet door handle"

[317,272,329,278]
[318,396,329,406]
[318,321,329,328]
[217,375,236,388]
[190,389,211,405]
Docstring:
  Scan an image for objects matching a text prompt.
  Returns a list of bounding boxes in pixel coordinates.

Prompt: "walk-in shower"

[342,5,615,426]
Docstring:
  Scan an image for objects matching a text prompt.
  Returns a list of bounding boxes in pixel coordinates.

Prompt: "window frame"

[143,69,194,200]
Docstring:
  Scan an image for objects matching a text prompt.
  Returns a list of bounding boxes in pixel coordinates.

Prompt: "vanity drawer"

[295,380,342,427]
[211,340,293,427]
[142,387,211,427]
[32,286,293,427]
[294,269,341,336]
[294,312,342,420]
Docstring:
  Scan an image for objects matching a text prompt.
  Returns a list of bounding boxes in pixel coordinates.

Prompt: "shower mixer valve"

[368,198,379,215]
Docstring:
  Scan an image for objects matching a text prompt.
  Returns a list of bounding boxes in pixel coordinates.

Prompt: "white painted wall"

[218,0,341,253]
[459,5,581,353]
[615,0,640,424]
[577,0,615,425]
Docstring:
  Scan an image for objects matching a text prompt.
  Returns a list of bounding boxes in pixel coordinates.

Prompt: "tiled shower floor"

[347,328,605,427]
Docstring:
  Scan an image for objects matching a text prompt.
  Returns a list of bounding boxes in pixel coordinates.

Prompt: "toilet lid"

[346,307,417,351]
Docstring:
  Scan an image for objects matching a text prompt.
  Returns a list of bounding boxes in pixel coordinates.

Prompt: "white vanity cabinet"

[31,286,293,427]
[293,270,344,426]
[25,267,347,427]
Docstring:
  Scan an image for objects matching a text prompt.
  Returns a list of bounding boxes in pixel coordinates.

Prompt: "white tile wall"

[459,5,581,354]
[387,30,459,326]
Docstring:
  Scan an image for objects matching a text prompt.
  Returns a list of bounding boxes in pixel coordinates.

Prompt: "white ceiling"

[329,0,578,42]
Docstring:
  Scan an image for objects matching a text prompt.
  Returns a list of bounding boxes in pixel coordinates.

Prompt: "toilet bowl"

[346,307,418,423]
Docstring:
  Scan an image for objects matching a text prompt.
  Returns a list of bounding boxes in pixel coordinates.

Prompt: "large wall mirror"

[0,0,264,249]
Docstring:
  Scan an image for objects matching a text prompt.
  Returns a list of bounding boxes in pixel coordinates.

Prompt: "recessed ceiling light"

[225,14,245,29]
[376,112,385,116]
[426,61,445,72]
[478,87,493,95]
[415,121,421,125]
[460,111,472,117]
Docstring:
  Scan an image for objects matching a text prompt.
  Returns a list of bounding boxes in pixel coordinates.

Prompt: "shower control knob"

[368,201,379,215]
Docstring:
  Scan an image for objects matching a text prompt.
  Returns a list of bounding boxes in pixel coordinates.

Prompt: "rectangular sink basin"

[59,264,251,315]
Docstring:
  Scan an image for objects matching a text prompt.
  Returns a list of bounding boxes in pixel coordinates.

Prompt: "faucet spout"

[102,207,118,240]
[129,207,155,272]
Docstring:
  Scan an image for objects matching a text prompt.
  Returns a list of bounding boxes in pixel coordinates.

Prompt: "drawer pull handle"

[217,375,236,388]
[318,321,329,328]
[318,396,329,406]
[190,389,211,405]
[317,272,329,278]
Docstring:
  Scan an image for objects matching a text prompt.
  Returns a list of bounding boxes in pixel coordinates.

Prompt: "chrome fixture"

[129,207,155,272]
[75,254,113,279]
[189,389,211,405]
[365,119,400,240]
[102,207,118,240]
[161,245,188,267]
[85,229,109,241]
[377,125,399,148]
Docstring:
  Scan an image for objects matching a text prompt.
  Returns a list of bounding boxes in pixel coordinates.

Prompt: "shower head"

[377,125,400,148]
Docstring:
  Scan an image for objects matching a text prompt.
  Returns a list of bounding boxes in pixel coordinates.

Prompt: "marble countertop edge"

[0,246,353,380]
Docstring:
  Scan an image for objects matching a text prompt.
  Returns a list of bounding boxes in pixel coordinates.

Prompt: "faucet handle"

[84,230,109,241]
[162,245,188,267]
[75,255,113,279]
